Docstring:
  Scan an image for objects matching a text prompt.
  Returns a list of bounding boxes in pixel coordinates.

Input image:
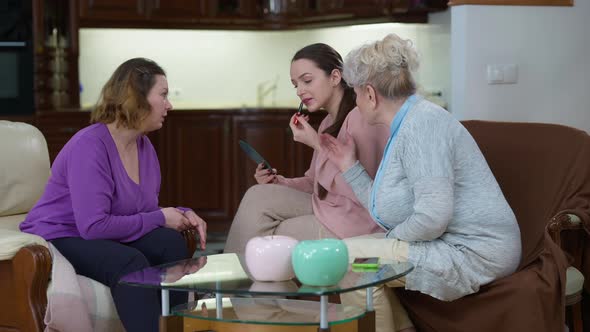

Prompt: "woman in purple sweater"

[20,58,207,332]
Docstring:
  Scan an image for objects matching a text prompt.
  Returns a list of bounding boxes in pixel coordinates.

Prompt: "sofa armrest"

[0,229,48,261]
[547,212,584,245]
[0,245,52,332]
[547,212,588,276]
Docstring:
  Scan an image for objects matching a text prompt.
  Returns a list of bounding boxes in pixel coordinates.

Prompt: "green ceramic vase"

[291,239,349,287]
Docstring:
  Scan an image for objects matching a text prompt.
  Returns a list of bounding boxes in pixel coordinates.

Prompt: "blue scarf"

[369,94,419,230]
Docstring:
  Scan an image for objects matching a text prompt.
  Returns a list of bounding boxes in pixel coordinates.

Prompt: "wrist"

[312,136,321,151]
[340,159,357,173]
[176,207,192,214]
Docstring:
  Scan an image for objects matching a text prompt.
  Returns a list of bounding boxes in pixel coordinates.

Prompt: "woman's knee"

[150,228,189,261]
[242,184,274,204]
[110,250,151,287]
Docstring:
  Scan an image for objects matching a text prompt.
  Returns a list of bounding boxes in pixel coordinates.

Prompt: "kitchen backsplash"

[79,12,450,110]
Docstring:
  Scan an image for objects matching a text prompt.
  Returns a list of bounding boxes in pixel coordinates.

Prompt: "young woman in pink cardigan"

[224,43,388,250]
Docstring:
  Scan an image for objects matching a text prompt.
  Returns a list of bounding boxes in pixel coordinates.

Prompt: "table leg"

[361,287,377,332]
[162,289,170,316]
[216,292,223,319]
[366,287,374,311]
[317,295,330,332]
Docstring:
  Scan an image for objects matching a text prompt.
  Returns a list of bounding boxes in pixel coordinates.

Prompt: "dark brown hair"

[90,57,166,129]
[292,43,356,200]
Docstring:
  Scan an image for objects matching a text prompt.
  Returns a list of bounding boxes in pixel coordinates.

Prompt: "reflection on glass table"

[174,297,366,326]
[119,253,413,331]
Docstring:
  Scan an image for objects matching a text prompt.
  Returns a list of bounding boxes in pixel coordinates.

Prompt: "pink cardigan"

[277,107,389,238]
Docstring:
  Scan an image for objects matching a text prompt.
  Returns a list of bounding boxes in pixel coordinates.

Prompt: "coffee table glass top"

[120,253,413,297]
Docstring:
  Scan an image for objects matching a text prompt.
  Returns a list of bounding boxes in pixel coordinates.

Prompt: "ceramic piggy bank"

[245,235,299,281]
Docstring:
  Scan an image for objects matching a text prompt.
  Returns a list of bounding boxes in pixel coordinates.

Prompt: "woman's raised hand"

[254,163,278,184]
[289,113,319,150]
[320,132,357,172]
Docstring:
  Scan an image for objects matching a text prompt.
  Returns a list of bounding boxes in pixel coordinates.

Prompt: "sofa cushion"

[45,243,125,332]
[45,277,124,332]
[0,213,27,231]
[0,121,50,217]
[0,228,48,260]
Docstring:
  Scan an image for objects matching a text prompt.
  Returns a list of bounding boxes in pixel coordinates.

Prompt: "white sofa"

[0,120,122,331]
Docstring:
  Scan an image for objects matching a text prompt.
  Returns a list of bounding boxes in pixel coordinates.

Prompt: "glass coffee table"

[120,253,413,332]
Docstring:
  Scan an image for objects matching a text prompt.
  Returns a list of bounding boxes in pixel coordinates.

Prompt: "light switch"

[487,64,518,84]
[503,64,518,84]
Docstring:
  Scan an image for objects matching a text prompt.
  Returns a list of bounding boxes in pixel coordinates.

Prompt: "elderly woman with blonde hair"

[321,33,522,332]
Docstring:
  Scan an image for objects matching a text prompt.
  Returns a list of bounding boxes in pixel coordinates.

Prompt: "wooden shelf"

[449,0,573,5]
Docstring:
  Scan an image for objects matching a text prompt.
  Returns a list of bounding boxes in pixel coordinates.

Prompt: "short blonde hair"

[343,33,419,100]
[90,58,166,129]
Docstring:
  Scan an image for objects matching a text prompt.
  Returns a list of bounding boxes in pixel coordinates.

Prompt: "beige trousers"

[341,233,414,332]
[224,184,337,255]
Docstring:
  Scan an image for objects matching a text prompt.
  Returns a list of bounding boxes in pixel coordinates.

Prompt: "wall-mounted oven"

[0,0,34,115]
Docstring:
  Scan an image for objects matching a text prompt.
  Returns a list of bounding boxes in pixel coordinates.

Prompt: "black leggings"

[51,227,190,332]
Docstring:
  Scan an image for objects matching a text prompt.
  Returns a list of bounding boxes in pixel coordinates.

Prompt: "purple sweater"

[20,123,167,243]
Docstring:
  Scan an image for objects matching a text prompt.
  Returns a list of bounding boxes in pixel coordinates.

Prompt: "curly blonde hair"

[343,33,419,100]
[90,58,166,129]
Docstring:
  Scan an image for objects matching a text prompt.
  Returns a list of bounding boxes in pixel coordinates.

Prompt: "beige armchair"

[0,121,196,331]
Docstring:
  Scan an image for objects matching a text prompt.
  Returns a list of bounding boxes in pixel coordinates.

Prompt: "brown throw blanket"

[396,120,590,332]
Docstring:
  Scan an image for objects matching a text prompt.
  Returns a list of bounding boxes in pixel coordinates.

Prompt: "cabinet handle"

[0,42,26,48]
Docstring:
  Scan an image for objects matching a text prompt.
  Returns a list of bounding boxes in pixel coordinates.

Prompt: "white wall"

[451,2,590,132]
[79,18,450,110]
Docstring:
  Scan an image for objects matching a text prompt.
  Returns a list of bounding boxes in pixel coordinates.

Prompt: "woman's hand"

[161,207,190,231]
[320,133,357,172]
[184,210,207,250]
[289,113,319,150]
[254,163,278,184]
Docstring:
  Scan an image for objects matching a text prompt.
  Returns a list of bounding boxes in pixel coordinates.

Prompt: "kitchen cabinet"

[36,111,91,163]
[309,0,394,16]
[77,0,446,29]
[230,110,322,218]
[407,0,449,12]
[231,112,297,206]
[34,0,80,111]
[148,0,207,22]
[158,112,233,232]
[206,0,261,20]
[78,0,263,28]
[79,0,148,23]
